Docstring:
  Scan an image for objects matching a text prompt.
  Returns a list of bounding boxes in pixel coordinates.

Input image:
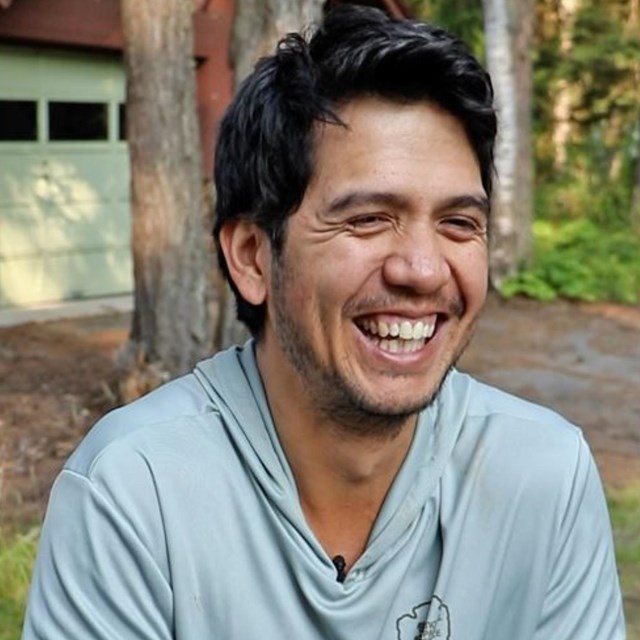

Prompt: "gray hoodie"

[23,342,625,639]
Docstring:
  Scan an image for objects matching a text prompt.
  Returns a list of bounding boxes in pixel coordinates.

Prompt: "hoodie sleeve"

[532,436,626,640]
[21,469,173,640]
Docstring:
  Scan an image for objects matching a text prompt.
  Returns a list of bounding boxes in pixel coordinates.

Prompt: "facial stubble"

[269,255,474,441]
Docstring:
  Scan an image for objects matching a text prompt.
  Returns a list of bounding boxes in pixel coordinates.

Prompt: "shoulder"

[450,370,583,447]
[445,370,592,505]
[463,372,577,432]
[65,362,229,482]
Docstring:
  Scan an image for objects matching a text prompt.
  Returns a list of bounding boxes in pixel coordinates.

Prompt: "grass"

[0,527,38,640]
[1,491,639,638]
[608,487,640,638]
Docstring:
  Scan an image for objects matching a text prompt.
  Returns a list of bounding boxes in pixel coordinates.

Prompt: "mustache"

[345,293,465,318]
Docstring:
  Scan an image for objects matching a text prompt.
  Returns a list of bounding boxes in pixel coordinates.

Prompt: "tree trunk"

[631,144,640,233]
[482,0,535,285]
[629,0,640,232]
[119,0,213,399]
[217,0,324,350]
[551,0,580,171]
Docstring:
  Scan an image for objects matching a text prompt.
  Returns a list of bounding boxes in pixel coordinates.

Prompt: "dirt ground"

[1,294,639,531]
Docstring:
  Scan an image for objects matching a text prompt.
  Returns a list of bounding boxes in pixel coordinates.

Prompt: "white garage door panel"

[0,247,133,307]
[0,49,43,97]
[0,46,124,101]
[40,50,124,100]
[0,202,131,258]
[0,150,129,204]
[44,148,130,203]
[0,148,42,206]
[0,45,132,308]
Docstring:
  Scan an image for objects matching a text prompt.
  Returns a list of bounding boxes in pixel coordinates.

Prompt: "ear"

[218,219,270,305]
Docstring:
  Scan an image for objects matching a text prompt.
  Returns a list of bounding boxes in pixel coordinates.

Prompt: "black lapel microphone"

[332,555,347,583]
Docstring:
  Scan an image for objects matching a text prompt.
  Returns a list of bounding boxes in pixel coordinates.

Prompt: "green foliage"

[0,528,38,640]
[408,0,485,57]
[534,0,640,182]
[607,488,640,637]
[501,219,640,304]
[535,149,636,229]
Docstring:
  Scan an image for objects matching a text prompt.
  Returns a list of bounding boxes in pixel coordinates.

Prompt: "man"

[23,5,625,639]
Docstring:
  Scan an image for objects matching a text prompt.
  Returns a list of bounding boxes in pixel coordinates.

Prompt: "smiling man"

[23,6,625,640]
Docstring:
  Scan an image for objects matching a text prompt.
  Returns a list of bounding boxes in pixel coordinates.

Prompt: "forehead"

[314,96,473,159]
[306,96,483,205]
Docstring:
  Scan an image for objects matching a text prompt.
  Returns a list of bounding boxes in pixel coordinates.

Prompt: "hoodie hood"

[193,340,472,575]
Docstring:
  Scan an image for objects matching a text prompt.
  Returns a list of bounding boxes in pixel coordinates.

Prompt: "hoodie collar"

[194,341,471,569]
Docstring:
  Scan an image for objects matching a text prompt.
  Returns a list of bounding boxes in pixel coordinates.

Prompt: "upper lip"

[353,309,445,322]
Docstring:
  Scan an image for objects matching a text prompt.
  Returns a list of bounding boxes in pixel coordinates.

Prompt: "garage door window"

[48,101,108,141]
[0,99,37,141]
[119,103,127,141]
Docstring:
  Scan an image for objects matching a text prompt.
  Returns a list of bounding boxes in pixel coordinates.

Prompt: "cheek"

[452,245,489,305]
[283,234,388,323]
[326,252,383,312]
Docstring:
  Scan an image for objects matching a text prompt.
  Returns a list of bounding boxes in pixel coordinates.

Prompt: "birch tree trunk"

[631,144,640,233]
[119,0,214,398]
[217,0,324,349]
[628,0,640,231]
[482,0,535,285]
[552,0,581,171]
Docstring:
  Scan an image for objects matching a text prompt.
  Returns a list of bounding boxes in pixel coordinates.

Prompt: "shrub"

[502,219,640,304]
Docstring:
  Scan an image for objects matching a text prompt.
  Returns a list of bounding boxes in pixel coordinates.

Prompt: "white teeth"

[399,321,412,339]
[359,316,437,351]
[377,337,423,354]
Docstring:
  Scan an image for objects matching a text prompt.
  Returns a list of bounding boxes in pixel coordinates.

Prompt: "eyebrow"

[437,194,491,218]
[324,190,490,218]
[325,190,410,216]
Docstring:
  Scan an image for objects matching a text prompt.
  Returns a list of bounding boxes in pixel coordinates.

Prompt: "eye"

[440,214,486,240]
[346,213,391,233]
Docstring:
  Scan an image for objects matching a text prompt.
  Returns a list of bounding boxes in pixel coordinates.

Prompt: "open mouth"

[355,316,438,354]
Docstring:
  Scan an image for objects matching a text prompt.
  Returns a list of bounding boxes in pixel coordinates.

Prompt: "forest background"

[1,0,639,637]
[420,0,640,305]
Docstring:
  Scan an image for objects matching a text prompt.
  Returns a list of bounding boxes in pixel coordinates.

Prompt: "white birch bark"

[552,0,581,170]
[482,0,535,284]
[629,0,640,230]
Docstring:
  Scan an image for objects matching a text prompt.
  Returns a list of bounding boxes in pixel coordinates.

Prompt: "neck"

[273,387,417,569]
[256,338,417,486]
[256,341,417,567]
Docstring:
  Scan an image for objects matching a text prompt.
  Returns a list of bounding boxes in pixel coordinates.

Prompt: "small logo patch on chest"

[396,596,451,640]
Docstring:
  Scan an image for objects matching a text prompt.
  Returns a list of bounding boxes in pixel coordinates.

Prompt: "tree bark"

[119,0,214,398]
[217,0,324,350]
[551,0,581,171]
[482,0,535,285]
[631,147,640,233]
[629,0,640,232]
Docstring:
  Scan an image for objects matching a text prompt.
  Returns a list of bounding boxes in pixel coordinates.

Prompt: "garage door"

[0,44,132,308]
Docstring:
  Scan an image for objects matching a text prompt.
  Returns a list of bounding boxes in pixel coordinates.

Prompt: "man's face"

[258,97,489,434]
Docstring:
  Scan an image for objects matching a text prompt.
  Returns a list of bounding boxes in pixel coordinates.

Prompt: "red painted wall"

[0,0,235,174]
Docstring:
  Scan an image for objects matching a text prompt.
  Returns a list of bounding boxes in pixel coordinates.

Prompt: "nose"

[381,228,451,294]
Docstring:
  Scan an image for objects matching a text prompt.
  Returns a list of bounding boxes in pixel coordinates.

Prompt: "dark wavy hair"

[213,4,497,337]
